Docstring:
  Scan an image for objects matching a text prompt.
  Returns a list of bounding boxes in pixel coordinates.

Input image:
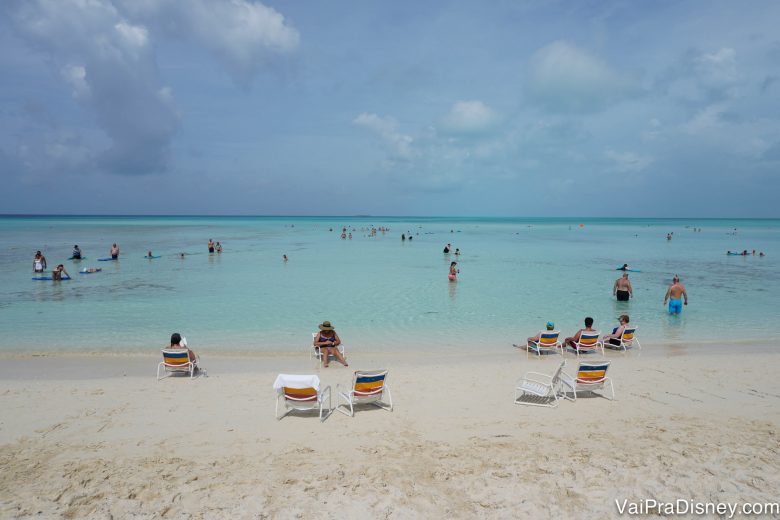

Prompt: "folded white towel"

[273,374,320,393]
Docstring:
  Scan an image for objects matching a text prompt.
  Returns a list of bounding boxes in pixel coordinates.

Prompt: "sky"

[1,0,779,217]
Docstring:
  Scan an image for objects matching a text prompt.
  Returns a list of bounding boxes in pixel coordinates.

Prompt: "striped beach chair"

[561,361,614,401]
[514,360,567,408]
[157,348,198,380]
[273,374,332,422]
[525,331,562,357]
[336,369,393,417]
[604,326,641,351]
[568,331,604,357]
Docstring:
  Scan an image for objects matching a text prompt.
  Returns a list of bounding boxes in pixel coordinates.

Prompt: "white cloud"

[61,65,90,99]
[525,40,637,112]
[353,113,413,159]
[605,149,653,173]
[439,100,498,134]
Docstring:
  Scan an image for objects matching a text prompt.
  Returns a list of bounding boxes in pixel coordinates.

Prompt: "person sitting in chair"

[564,317,596,349]
[313,321,348,368]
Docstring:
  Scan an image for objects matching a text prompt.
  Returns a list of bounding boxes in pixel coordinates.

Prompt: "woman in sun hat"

[313,321,348,368]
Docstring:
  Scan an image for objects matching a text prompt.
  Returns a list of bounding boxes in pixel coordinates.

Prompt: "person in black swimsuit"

[313,321,348,368]
[613,273,633,301]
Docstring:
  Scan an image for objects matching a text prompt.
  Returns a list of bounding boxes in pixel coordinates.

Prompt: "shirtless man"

[663,275,688,314]
[564,317,596,349]
[613,273,633,301]
[208,239,215,253]
[110,243,120,259]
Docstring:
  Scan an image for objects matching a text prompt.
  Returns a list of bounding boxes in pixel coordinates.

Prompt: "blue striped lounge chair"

[561,361,614,401]
[274,374,332,422]
[157,348,198,380]
[526,331,562,357]
[514,360,567,408]
[336,369,392,417]
[604,326,641,351]
[568,331,604,357]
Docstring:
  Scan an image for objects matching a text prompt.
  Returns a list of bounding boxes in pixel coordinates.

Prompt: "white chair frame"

[560,362,615,401]
[524,330,563,358]
[157,349,198,380]
[566,331,604,357]
[336,370,393,417]
[514,360,567,408]
[603,326,641,352]
[276,385,332,422]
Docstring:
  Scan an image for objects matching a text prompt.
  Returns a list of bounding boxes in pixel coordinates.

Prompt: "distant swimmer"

[663,275,688,314]
[180,253,186,258]
[110,243,120,259]
[613,273,633,301]
[216,242,223,253]
[283,254,288,262]
[208,239,215,253]
[71,245,82,259]
[33,251,47,272]
[454,248,460,256]
[618,263,629,271]
[147,250,153,257]
[348,233,352,240]
[443,243,451,253]
[448,261,458,281]
[81,267,101,273]
[52,264,70,281]
[401,234,406,241]
[341,232,347,239]
[666,233,672,241]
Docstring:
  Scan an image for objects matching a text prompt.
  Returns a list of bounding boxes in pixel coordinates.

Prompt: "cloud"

[116,0,300,85]
[605,149,653,174]
[353,113,414,159]
[525,40,637,112]
[439,100,498,134]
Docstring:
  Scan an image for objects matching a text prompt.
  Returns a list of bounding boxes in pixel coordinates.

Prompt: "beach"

[2,345,779,519]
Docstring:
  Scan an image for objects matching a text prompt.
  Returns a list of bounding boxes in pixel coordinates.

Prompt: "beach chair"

[311,332,346,361]
[514,360,567,408]
[273,374,332,422]
[523,331,562,357]
[157,348,198,380]
[567,331,604,357]
[560,361,614,401]
[336,369,393,417]
[604,326,641,351]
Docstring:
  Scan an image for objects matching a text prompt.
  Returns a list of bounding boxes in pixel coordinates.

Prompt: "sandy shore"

[1,346,779,519]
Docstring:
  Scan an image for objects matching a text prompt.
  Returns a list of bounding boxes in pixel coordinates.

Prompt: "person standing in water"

[110,243,120,259]
[216,242,223,253]
[448,261,458,281]
[443,243,451,253]
[208,239,215,253]
[664,275,688,314]
[613,273,633,301]
[33,251,47,272]
[52,264,70,280]
[71,245,82,259]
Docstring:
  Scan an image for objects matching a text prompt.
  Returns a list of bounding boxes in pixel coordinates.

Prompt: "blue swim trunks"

[668,299,683,314]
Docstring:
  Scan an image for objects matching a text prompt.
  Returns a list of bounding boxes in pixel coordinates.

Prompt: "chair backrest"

[577,332,600,347]
[621,327,637,343]
[538,331,560,346]
[352,370,388,396]
[550,360,566,385]
[161,349,190,367]
[576,361,610,384]
[283,387,318,402]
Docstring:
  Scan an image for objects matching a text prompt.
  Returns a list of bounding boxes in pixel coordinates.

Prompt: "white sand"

[1,346,779,519]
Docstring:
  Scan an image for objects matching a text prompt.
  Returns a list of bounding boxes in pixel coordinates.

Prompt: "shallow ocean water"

[0,216,777,353]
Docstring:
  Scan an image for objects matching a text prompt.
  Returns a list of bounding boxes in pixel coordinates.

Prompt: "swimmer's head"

[673,275,680,282]
[622,273,629,278]
[450,261,457,267]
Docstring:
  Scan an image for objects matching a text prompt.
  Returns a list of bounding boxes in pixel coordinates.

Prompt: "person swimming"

[448,261,458,281]
[71,245,82,259]
[81,267,101,273]
[443,243,451,253]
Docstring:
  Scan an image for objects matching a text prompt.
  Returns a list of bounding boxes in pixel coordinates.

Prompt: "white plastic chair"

[560,361,615,401]
[273,374,332,422]
[157,349,198,380]
[603,326,641,351]
[336,369,393,417]
[519,330,563,358]
[514,360,567,407]
[310,332,346,361]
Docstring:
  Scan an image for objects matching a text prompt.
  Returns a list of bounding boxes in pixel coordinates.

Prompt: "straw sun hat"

[318,321,335,331]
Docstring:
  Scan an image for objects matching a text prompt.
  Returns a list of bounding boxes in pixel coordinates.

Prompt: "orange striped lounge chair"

[521,331,562,357]
[514,360,567,408]
[336,369,393,417]
[604,326,641,352]
[310,332,347,361]
[561,361,614,401]
[157,348,199,380]
[567,331,604,357]
[273,374,332,422]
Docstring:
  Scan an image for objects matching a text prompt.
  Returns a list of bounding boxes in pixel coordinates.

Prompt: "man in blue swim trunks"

[663,275,688,314]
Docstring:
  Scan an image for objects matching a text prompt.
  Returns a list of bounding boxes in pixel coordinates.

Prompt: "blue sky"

[1,0,779,216]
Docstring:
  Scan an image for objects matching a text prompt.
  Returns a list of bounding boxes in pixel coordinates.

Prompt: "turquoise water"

[0,216,778,353]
